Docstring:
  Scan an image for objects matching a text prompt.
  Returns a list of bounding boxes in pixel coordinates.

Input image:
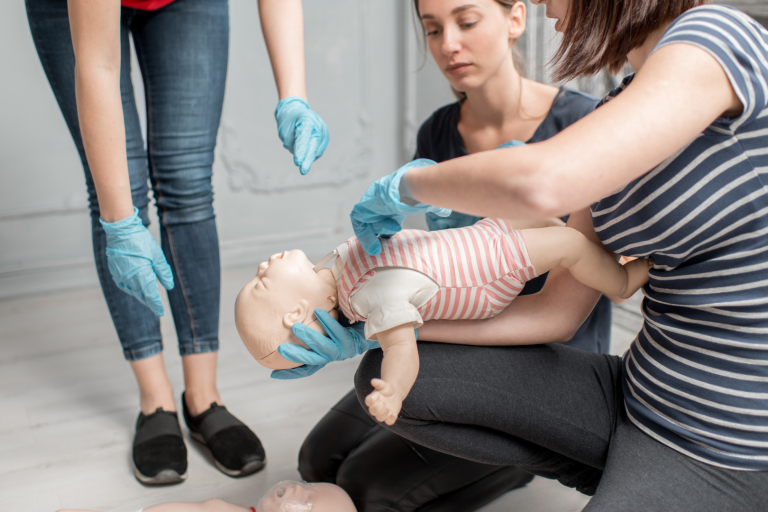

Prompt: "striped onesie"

[333,218,537,340]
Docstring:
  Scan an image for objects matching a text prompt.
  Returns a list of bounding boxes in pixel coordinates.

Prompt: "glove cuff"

[275,96,310,118]
[99,207,142,234]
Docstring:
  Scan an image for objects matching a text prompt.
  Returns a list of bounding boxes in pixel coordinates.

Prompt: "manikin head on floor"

[235,250,338,370]
[257,481,355,512]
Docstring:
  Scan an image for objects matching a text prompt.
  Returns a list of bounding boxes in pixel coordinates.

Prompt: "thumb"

[356,224,382,256]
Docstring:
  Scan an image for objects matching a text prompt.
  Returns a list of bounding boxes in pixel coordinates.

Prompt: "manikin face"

[529,0,570,32]
[256,481,356,512]
[418,0,525,94]
[235,250,337,370]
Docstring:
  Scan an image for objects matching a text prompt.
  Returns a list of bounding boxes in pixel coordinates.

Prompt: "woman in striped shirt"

[337,0,768,509]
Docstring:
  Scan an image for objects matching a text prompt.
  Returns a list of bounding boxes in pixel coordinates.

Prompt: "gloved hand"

[99,207,174,317]
[426,211,481,231]
[274,97,329,175]
[271,309,380,380]
[350,159,452,256]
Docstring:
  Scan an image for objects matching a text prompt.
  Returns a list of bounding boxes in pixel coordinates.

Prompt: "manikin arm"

[364,323,419,426]
[520,225,652,299]
[418,209,606,346]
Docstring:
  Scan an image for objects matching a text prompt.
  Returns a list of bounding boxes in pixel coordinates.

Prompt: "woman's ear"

[283,299,310,329]
[508,1,526,41]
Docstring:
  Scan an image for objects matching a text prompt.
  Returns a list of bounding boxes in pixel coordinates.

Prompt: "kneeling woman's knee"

[354,349,383,404]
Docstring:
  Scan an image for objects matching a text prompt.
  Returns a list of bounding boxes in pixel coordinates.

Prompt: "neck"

[317,268,339,308]
[627,23,671,73]
[462,58,523,128]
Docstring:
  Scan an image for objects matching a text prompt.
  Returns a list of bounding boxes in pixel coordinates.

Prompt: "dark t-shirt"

[414,87,612,353]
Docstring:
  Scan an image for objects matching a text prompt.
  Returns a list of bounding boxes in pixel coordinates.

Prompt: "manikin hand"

[365,378,402,426]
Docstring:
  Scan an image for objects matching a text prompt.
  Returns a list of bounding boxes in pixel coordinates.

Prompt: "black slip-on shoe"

[182,391,266,478]
[132,407,188,485]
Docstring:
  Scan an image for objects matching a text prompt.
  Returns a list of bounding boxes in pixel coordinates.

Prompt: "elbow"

[502,162,565,218]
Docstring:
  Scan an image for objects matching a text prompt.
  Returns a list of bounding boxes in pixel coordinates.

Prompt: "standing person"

[292,2,611,510]
[285,0,768,510]
[25,0,328,485]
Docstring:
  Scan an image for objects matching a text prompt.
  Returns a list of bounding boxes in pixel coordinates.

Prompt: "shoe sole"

[133,464,187,485]
[189,430,266,477]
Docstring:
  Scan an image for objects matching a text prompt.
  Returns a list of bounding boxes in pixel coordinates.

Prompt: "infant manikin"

[57,481,355,512]
[235,218,653,425]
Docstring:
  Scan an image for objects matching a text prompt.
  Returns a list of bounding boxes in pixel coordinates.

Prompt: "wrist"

[397,171,419,207]
[99,206,140,231]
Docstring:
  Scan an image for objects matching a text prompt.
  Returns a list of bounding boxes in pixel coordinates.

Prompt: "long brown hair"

[412,0,527,102]
[552,0,711,82]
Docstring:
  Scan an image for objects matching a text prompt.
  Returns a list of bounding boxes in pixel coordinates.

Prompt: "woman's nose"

[441,25,461,55]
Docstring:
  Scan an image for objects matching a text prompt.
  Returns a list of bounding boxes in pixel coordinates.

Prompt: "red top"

[121,0,176,10]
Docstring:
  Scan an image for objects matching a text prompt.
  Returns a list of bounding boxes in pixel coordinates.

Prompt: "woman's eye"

[426,29,439,36]
[461,21,477,29]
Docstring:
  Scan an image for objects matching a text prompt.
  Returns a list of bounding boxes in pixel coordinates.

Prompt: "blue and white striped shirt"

[592,5,768,470]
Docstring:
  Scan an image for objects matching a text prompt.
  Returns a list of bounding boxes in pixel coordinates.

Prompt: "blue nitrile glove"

[425,140,524,231]
[271,309,377,379]
[350,159,452,256]
[99,207,174,317]
[275,97,329,175]
[426,211,481,231]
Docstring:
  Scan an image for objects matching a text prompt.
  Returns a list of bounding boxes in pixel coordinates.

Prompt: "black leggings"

[355,342,768,511]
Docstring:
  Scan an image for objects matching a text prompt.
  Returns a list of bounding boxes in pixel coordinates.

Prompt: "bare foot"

[365,379,402,426]
[621,257,654,298]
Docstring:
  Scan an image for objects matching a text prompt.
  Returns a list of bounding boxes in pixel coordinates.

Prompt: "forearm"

[378,326,419,400]
[258,0,307,100]
[68,0,133,222]
[403,44,741,221]
[418,266,600,345]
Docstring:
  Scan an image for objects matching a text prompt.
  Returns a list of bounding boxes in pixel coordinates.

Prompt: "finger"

[354,222,382,256]
[430,207,453,218]
[277,341,330,366]
[151,247,175,291]
[385,414,397,426]
[299,136,320,175]
[313,309,356,343]
[292,323,342,361]
[364,391,380,407]
[293,121,312,164]
[271,365,320,380]
[139,277,165,317]
[371,378,393,396]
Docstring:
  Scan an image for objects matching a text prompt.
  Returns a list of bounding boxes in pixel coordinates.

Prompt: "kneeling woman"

[343,0,768,510]
[287,1,613,510]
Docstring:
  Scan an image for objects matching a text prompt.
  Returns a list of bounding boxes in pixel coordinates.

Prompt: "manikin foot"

[621,257,654,299]
[365,378,403,426]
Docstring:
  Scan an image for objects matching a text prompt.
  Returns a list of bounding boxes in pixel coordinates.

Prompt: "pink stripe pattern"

[337,218,537,324]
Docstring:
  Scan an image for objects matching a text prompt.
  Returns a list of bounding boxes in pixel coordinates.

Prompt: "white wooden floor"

[0,265,642,512]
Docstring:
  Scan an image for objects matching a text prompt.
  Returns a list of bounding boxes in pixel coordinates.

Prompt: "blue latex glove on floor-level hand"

[271,309,380,380]
[99,207,174,317]
[275,97,329,175]
[350,159,452,256]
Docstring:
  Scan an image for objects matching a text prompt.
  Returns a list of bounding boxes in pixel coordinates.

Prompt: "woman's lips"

[446,63,471,76]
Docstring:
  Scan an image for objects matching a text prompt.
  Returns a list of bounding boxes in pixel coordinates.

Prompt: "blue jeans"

[26,0,229,361]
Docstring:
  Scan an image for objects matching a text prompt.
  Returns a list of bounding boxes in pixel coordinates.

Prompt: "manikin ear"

[283,299,311,329]
[507,1,526,41]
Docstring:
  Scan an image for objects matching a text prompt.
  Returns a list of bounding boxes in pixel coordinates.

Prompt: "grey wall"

[0,0,618,300]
